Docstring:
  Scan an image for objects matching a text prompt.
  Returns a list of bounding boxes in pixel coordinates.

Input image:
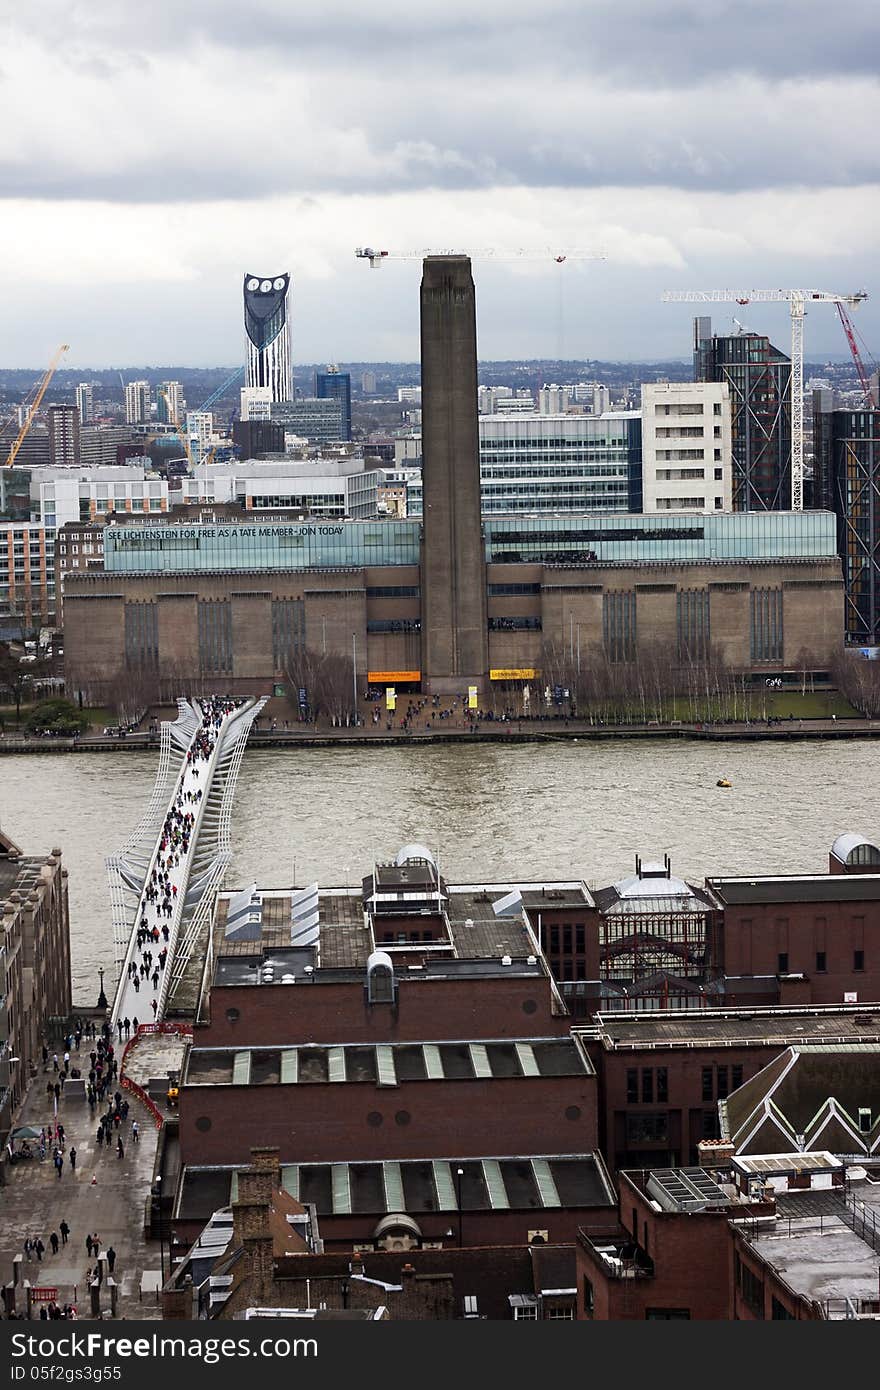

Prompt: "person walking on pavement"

[34,1239,44,1262]
[23,1237,32,1263]
[116,1136,124,1159]
[92,1235,100,1257]
[106,1247,116,1275]
[69,1147,77,1172]
[131,1120,139,1144]
[49,1232,59,1255]
[54,1152,63,1179]
[60,1220,69,1246]
[86,1234,94,1258]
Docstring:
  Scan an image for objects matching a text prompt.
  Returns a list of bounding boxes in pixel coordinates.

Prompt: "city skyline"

[0,1,878,366]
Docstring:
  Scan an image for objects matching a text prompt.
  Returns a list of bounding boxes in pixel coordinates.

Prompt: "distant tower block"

[419,255,489,695]
[243,272,293,404]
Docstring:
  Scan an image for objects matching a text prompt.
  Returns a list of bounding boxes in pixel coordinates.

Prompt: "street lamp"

[97,966,107,1011]
[153,1178,165,1284]
[456,1167,464,1248]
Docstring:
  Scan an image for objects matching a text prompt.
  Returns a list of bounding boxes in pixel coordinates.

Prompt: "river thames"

[1,739,876,1004]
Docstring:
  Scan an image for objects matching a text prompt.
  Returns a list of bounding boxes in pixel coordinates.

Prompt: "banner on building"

[468,686,478,710]
[489,668,539,681]
[386,687,396,711]
[369,670,420,684]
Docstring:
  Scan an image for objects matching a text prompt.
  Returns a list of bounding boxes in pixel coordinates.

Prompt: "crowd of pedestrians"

[115,697,242,1024]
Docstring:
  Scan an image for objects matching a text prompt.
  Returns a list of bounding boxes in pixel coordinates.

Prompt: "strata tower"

[420,255,489,694]
[243,272,293,403]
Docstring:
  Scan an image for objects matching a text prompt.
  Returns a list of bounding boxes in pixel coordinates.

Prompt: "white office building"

[30,466,169,528]
[172,457,385,520]
[240,386,273,421]
[641,382,733,513]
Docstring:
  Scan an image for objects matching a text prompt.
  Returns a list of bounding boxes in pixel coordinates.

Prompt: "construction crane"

[836,303,878,409]
[355,246,605,269]
[3,344,70,467]
[661,290,868,510]
[357,246,606,358]
[197,365,245,413]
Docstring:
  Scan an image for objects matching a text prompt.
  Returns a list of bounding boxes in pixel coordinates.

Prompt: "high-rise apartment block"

[361,370,377,394]
[641,383,733,514]
[157,381,186,425]
[47,404,80,468]
[124,380,151,425]
[814,392,880,645]
[694,317,791,511]
[186,411,214,464]
[244,272,293,403]
[315,366,352,441]
[74,382,94,424]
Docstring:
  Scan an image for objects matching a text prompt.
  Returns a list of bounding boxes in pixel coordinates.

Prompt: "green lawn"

[0,704,113,730]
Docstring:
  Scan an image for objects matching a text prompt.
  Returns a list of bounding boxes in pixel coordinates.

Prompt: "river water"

[0,739,876,1005]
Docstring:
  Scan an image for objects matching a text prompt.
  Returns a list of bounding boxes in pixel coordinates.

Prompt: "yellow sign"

[369,670,420,684]
[490,668,539,681]
[468,685,478,710]
[386,687,396,711]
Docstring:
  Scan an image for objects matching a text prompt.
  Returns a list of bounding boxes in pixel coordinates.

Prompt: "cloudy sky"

[1,0,878,367]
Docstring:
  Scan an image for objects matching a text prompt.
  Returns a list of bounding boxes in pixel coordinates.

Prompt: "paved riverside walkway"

[0,1046,163,1320]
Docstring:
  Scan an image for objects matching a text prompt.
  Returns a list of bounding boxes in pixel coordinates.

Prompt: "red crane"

[836,303,878,408]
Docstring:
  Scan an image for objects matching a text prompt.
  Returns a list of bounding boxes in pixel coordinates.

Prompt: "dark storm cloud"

[43,0,880,83]
[1,0,878,201]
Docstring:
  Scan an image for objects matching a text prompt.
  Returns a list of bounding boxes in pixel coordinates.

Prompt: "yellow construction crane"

[3,344,70,467]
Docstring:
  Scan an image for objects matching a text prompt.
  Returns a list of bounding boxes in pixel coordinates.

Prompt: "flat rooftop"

[708,874,880,905]
[738,1216,880,1317]
[212,886,543,986]
[177,1152,616,1225]
[588,1005,880,1051]
[184,1036,592,1087]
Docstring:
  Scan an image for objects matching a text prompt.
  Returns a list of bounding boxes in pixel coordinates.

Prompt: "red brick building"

[174,852,615,1249]
[577,1168,770,1320]
[580,1006,880,1170]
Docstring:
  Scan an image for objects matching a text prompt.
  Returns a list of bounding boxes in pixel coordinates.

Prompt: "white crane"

[355,246,606,268]
[662,289,868,511]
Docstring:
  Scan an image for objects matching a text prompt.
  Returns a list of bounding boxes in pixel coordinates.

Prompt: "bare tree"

[285,648,359,726]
